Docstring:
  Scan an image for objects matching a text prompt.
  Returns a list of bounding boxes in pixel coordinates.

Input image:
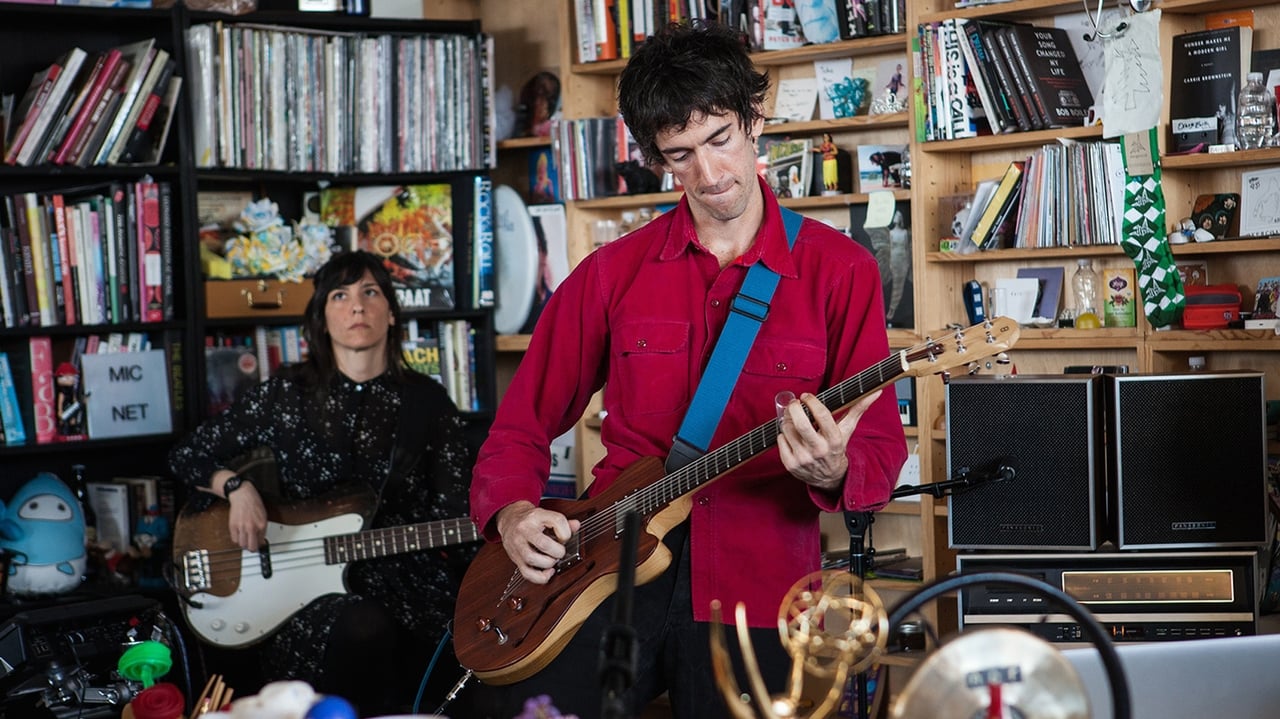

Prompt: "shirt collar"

[658,175,800,279]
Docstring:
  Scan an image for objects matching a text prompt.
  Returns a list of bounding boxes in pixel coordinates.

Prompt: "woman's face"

[324,269,394,355]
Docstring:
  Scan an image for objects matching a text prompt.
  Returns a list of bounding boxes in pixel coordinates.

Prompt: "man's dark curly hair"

[617,21,770,167]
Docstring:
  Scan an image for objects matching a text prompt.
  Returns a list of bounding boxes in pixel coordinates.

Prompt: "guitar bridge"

[182,550,211,592]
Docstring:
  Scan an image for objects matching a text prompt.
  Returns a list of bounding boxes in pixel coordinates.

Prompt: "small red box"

[1182,283,1242,329]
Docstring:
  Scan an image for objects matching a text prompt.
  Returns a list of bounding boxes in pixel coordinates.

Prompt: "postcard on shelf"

[855,144,908,194]
[761,137,814,199]
[813,57,854,120]
[1240,168,1280,238]
[1253,276,1280,319]
[773,77,818,122]
[319,184,456,309]
[1014,266,1064,322]
[1176,260,1209,287]
[849,200,913,329]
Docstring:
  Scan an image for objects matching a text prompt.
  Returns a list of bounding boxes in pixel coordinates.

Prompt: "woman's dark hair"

[617,21,769,167]
[301,250,405,385]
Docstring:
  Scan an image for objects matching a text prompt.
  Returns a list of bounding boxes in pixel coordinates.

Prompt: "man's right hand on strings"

[496,500,581,584]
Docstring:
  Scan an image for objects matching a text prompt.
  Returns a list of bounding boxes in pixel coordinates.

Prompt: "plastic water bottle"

[1237,72,1275,150]
[1072,259,1101,328]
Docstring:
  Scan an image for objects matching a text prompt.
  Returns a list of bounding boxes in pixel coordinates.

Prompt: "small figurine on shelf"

[55,362,87,441]
[810,133,852,196]
[517,71,561,138]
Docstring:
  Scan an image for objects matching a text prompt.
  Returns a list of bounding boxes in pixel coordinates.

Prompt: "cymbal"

[890,627,1090,719]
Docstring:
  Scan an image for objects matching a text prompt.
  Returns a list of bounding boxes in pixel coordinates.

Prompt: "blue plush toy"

[0,472,86,595]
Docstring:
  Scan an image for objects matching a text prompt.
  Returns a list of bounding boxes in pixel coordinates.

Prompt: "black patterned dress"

[168,365,475,700]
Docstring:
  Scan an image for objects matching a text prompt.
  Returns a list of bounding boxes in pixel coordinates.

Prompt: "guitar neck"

[637,350,909,514]
[323,517,479,563]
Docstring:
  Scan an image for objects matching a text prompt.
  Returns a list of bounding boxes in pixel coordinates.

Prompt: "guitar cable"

[414,621,474,715]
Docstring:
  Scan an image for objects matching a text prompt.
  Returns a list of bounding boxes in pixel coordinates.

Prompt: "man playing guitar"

[466,22,907,719]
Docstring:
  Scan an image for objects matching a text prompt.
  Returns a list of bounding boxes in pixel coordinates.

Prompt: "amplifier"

[957,550,1258,643]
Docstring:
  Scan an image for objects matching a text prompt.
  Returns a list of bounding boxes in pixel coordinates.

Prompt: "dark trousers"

[462,522,792,719]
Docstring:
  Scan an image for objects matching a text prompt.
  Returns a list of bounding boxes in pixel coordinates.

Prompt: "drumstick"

[191,675,217,719]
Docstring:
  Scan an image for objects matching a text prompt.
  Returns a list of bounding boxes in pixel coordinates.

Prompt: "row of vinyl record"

[0,331,176,447]
[2,37,181,168]
[951,140,1125,254]
[914,17,1093,141]
[185,22,496,174]
[0,179,175,330]
[574,0,907,64]
[204,317,483,418]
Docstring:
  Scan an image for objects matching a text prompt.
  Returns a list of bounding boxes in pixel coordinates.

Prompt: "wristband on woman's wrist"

[223,475,251,497]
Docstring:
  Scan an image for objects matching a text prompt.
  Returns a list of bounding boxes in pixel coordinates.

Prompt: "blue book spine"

[472,175,495,308]
[0,352,28,445]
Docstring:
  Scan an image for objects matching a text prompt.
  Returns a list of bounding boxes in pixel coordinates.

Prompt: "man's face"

[653,110,765,223]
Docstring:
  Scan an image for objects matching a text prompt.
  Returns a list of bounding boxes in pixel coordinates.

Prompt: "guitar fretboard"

[635,351,911,516]
[323,517,479,564]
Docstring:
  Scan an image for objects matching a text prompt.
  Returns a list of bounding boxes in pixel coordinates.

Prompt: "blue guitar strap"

[666,207,804,472]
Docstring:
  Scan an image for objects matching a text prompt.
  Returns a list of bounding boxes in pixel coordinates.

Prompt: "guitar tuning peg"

[965,362,981,376]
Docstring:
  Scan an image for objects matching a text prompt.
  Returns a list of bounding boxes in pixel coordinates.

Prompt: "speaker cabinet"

[1107,372,1267,549]
[946,375,1105,550]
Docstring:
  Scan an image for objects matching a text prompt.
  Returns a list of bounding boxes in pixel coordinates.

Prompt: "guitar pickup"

[182,550,210,592]
[259,542,273,579]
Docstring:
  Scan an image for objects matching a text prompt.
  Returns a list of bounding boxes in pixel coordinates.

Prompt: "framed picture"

[849,201,913,328]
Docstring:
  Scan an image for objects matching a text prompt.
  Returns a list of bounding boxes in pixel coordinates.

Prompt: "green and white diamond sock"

[1120,130,1185,328]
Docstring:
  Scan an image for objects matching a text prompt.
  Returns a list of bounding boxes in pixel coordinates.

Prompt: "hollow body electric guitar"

[453,318,1020,684]
[172,484,478,647]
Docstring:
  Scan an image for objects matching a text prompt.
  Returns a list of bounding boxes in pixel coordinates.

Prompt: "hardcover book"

[1169,26,1252,152]
[319,184,456,310]
[1004,23,1094,129]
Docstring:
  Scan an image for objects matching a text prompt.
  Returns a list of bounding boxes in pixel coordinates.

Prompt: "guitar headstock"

[900,317,1021,379]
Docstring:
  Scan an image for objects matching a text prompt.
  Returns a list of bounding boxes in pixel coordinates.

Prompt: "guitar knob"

[209,619,225,632]
[507,596,524,611]
[234,622,250,634]
[476,617,492,633]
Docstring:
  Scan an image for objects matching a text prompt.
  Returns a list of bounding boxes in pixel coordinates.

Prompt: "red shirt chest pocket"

[613,320,691,417]
[739,338,827,407]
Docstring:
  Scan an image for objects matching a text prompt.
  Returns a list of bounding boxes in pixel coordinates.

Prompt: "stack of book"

[914,18,1092,141]
[0,179,176,329]
[3,39,182,167]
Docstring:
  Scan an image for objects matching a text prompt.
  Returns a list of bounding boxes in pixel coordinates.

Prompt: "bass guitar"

[453,318,1020,684]
[172,484,478,647]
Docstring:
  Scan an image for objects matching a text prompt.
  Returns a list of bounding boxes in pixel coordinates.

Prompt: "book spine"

[106,48,169,166]
[17,49,88,167]
[53,49,124,165]
[94,46,157,166]
[1001,26,1052,129]
[977,21,1032,133]
[51,193,77,326]
[4,66,61,165]
[0,353,26,444]
[21,194,55,327]
[472,175,494,308]
[2,197,32,327]
[117,58,175,164]
[0,232,12,328]
[158,182,174,320]
[137,180,163,322]
[959,19,1012,134]
[43,201,67,325]
[28,335,55,444]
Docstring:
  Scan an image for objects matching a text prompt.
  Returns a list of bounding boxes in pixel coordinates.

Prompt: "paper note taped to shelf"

[864,191,896,229]
[82,350,172,440]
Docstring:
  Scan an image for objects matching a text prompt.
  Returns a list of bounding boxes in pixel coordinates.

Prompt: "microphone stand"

[600,510,641,719]
[841,464,1015,719]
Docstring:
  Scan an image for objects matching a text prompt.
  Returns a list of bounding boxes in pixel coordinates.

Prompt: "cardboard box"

[1102,267,1137,328]
[204,278,313,319]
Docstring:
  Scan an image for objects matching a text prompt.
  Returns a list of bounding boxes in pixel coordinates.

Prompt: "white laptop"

[1061,633,1280,719]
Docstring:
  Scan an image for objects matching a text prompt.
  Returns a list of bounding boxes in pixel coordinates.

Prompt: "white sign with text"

[82,350,173,439]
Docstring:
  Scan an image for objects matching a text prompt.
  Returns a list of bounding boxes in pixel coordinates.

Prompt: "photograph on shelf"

[1176,260,1209,288]
[870,56,908,115]
[1254,276,1280,320]
[849,199,913,329]
[760,137,814,199]
[529,147,560,204]
[855,144,908,194]
[319,184,456,310]
[1191,193,1239,239]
